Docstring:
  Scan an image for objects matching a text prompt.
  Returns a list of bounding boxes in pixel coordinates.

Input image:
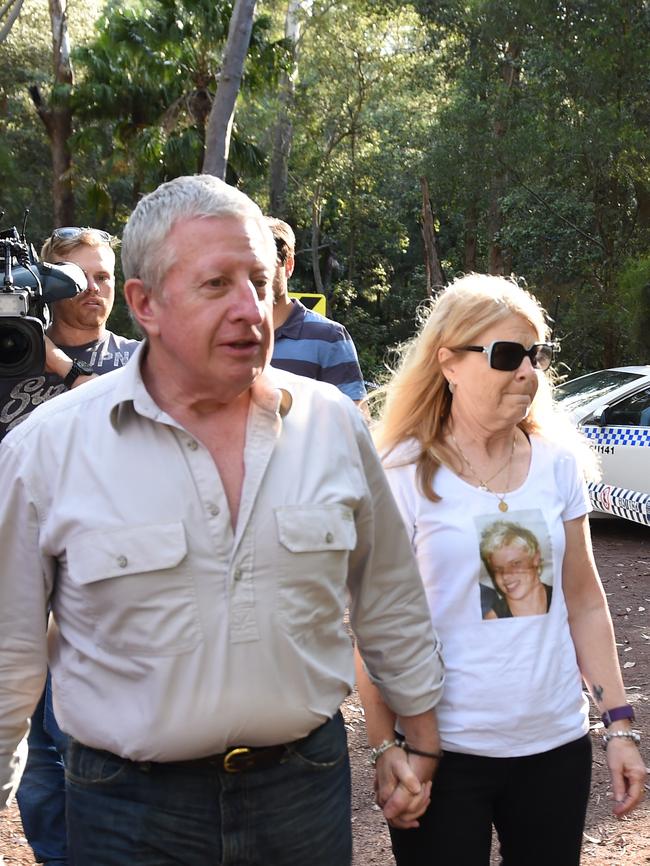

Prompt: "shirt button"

[207,503,220,517]
[325,532,334,543]
[117,555,128,568]
[233,568,242,582]
[187,440,198,451]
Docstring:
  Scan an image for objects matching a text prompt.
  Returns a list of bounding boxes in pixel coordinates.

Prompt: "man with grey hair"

[0,174,443,866]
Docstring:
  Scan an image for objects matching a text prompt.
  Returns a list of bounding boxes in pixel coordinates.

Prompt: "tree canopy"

[1,0,649,376]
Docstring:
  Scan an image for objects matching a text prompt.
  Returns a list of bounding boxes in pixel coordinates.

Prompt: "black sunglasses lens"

[489,342,553,371]
[490,342,524,371]
[532,344,553,370]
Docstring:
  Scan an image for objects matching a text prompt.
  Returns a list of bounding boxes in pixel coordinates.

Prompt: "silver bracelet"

[601,730,641,750]
[369,738,404,766]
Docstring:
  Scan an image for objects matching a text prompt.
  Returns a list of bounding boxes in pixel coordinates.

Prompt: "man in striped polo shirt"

[267,218,367,406]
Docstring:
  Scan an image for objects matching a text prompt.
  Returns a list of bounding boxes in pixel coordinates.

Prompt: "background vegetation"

[2,0,650,380]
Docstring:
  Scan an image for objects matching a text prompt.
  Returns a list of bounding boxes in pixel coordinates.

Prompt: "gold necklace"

[450,431,516,512]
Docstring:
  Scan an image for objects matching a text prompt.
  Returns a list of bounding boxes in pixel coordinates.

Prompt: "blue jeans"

[65,711,352,866]
[16,671,69,866]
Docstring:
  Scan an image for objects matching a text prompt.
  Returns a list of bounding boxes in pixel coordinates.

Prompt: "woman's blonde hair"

[374,273,596,501]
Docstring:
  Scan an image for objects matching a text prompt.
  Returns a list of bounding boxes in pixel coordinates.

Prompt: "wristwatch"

[63,359,94,389]
[601,705,635,728]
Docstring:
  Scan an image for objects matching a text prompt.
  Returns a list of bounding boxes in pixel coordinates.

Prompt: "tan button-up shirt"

[0,345,443,804]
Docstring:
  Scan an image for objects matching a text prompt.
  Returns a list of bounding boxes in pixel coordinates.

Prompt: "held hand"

[605,737,647,817]
[375,747,435,829]
[384,779,432,830]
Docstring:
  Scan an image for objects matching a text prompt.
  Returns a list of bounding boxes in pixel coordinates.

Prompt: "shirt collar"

[109,342,294,430]
[274,299,306,340]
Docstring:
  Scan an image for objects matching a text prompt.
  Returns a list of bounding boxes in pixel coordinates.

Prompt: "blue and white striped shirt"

[271,300,366,401]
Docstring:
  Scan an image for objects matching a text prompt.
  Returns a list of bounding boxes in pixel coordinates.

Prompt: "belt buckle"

[223,746,251,773]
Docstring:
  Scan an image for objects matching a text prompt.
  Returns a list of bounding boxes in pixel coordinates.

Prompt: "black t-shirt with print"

[0,331,140,440]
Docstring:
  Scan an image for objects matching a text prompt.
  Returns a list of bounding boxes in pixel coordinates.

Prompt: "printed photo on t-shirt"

[475,509,553,620]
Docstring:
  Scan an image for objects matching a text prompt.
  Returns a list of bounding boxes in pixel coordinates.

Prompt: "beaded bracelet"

[403,743,444,760]
[369,738,403,766]
[369,739,444,766]
[601,730,641,751]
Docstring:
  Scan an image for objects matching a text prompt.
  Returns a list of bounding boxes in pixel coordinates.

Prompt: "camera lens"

[0,318,45,377]
[0,328,30,364]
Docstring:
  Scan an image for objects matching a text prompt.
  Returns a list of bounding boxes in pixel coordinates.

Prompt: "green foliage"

[240,0,441,378]
[616,255,650,362]
[70,0,289,218]
[410,0,650,372]
[0,0,55,238]
[4,0,650,377]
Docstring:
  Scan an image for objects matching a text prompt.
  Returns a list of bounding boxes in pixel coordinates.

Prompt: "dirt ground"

[1,518,648,865]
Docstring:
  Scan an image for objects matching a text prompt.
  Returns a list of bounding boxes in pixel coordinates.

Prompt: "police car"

[555,366,650,526]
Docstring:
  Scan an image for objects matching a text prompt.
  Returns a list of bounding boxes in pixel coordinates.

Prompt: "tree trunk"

[634,180,650,229]
[322,246,337,295]
[487,40,520,275]
[49,110,74,226]
[311,198,324,292]
[420,176,445,296]
[464,201,478,272]
[269,0,303,217]
[347,127,357,281]
[29,0,75,226]
[487,169,505,275]
[203,0,257,180]
[0,0,24,43]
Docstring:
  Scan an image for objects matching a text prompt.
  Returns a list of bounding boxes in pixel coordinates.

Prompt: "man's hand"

[375,746,436,829]
[44,336,73,378]
[44,337,97,388]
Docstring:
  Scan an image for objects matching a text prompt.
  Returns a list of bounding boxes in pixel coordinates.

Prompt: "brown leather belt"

[184,744,290,773]
[72,715,334,775]
[71,739,291,775]
[172,716,335,773]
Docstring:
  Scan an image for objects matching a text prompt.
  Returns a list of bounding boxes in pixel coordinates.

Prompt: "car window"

[555,370,643,411]
[603,385,650,427]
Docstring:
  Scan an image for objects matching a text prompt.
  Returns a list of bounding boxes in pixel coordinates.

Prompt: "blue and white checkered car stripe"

[581,425,650,525]
[582,425,650,447]
[588,482,650,526]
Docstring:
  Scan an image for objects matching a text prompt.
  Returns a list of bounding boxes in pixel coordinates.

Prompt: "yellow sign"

[289,292,327,316]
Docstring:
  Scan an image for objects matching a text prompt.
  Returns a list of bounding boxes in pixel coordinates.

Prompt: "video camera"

[0,215,86,378]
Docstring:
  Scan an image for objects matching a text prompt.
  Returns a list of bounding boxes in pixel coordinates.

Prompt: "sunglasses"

[51,227,113,243]
[456,340,557,371]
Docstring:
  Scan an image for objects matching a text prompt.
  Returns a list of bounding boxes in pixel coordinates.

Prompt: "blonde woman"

[357,274,645,865]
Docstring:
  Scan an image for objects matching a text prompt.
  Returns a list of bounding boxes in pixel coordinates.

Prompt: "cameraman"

[0,226,139,866]
[0,227,138,437]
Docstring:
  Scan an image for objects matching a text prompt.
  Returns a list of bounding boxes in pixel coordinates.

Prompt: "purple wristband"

[601,705,635,728]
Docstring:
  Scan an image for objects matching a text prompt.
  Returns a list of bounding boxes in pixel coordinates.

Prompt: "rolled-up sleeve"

[0,439,50,807]
[347,421,444,717]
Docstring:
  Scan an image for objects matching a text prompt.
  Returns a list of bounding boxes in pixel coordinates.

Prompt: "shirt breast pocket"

[274,504,357,636]
[65,522,202,656]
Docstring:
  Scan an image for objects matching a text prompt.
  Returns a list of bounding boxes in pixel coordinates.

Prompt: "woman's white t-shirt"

[384,434,591,758]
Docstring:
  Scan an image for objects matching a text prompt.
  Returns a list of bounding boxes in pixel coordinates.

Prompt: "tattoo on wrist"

[593,684,604,703]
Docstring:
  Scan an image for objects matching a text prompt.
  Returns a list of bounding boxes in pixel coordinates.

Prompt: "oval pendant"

[498,500,508,512]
